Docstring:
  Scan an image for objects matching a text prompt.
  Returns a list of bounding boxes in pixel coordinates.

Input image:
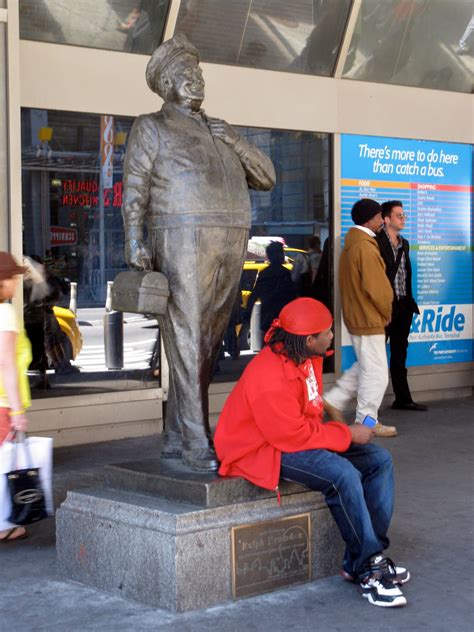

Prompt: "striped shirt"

[384,227,407,299]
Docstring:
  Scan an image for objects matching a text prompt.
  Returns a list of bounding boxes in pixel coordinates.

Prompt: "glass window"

[21,109,334,398]
[343,0,474,93]
[215,127,334,381]
[19,0,170,54]
[175,0,352,76]
[21,108,161,398]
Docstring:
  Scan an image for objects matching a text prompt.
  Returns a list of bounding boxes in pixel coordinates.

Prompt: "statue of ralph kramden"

[121,34,276,471]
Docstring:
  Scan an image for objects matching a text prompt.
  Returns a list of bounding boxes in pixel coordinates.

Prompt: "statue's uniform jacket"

[122,103,275,232]
[121,102,276,452]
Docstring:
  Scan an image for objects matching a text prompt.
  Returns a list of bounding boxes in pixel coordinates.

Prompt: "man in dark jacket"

[245,241,296,337]
[377,201,427,411]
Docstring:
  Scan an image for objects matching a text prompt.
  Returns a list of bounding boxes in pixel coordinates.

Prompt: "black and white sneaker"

[342,556,410,585]
[360,575,407,608]
[370,554,410,585]
[384,558,410,585]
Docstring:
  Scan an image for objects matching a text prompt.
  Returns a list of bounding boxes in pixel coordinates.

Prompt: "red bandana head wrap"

[264,298,333,343]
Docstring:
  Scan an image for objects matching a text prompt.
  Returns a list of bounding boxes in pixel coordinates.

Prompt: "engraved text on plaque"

[231,513,311,599]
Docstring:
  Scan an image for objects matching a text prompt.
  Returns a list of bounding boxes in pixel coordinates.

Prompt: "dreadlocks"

[267,327,315,366]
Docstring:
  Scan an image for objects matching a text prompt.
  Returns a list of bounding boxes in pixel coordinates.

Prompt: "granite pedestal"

[56,459,344,612]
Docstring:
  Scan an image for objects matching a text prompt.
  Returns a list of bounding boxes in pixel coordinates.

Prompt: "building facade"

[1,0,473,446]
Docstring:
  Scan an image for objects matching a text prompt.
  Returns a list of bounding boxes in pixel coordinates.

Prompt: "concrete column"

[0,18,8,250]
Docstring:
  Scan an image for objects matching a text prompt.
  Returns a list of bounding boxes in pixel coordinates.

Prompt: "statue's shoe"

[183,448,219,472]
[161,431,183,459]
[161,444,182,459]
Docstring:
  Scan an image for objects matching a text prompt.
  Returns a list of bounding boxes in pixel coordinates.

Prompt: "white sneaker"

[341,560,410,585]
[360,575,407,607]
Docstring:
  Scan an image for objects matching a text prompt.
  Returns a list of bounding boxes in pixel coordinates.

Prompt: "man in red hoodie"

[214,298,409,608]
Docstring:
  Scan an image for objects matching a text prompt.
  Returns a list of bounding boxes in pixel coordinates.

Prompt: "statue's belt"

[143,212,251,230]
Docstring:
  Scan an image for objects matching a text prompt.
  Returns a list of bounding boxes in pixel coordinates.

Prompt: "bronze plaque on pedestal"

[231,513,311,599]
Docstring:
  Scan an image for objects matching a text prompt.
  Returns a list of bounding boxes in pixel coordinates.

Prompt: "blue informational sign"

[340,134,473,368]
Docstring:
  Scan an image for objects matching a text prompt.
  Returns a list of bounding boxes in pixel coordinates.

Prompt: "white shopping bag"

[0,436,54,530]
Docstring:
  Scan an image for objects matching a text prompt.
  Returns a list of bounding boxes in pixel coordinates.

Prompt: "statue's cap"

[146,34,199,93]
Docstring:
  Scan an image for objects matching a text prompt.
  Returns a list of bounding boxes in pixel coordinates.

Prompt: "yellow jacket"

[339,228,393,335]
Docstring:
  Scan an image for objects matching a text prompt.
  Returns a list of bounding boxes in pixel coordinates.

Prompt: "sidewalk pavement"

[1,396,473,632]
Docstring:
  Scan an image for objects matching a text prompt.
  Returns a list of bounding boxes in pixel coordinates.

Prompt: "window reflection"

[214,127,334,381]
[343,0,474,93]
[175,0,352,76]
[21,109,334,396]
[21,108,159,397]
[19,0,170,54]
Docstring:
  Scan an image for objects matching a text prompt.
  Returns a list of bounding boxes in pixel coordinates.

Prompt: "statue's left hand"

[125,239,152,271]
[207,117,239,147]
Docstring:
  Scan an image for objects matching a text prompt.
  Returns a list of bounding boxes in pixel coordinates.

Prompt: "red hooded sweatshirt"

[214,346,352,491]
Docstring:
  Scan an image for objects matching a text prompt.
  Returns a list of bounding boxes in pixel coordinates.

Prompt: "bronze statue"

[121,34,276,471]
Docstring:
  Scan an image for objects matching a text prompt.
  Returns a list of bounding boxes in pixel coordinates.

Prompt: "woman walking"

[0,252,31,542]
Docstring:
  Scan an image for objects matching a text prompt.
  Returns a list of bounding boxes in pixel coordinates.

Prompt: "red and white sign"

[50,226,78,247]
[61,180,122,208]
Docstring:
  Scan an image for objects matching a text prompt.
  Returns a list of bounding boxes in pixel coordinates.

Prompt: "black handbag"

[5,436,48,526]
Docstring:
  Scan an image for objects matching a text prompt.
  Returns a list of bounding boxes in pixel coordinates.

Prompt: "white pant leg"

[324,359,360,410]
[353,334,389,423]
[324,334,389,422]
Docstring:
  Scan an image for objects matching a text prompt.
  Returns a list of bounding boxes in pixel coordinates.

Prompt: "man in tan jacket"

[324,199,397,437]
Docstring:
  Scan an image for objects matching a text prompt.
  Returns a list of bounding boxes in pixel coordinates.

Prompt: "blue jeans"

[281,443,394,578]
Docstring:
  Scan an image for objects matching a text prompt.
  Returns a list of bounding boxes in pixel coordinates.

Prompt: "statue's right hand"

[125,239,152,271]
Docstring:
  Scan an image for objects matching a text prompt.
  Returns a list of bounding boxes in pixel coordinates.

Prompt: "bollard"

[104,310,124,369]
[104,281,124,369]
[105,281,113,312]
[69,282,77,315]
[250,301,263,352]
